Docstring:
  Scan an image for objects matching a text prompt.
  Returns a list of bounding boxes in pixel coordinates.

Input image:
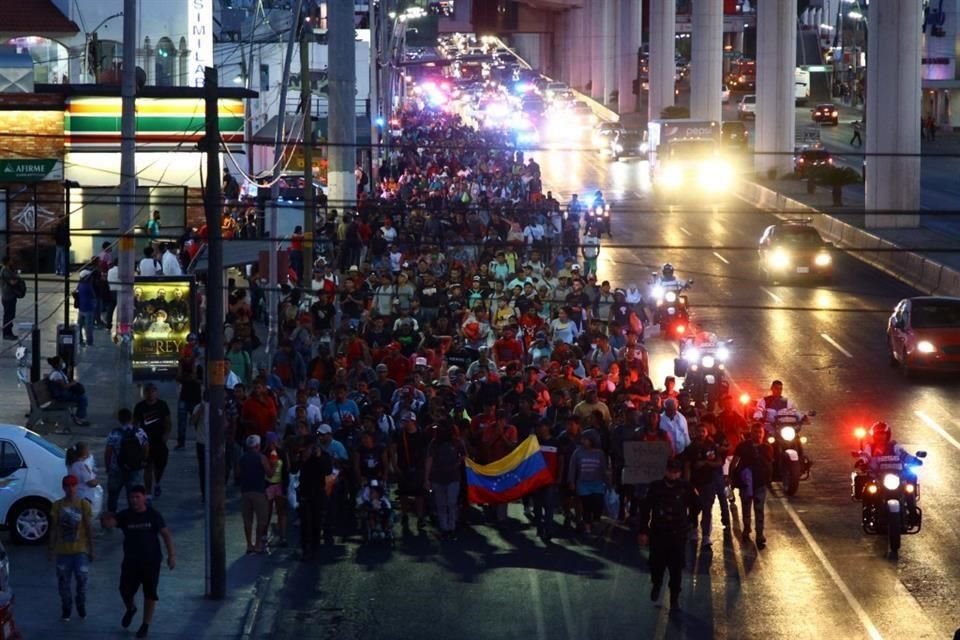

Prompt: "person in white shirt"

[138,246,161,276]
[659,398,690,455]
[160,243,182,276]
[379,219,398,244]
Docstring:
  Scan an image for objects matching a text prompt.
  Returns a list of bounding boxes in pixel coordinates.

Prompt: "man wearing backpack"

[638,457,698,611]
[104,408,150,512]
[731,423,774,549]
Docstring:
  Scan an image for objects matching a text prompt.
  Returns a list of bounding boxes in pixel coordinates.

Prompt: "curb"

[736,180,960,298]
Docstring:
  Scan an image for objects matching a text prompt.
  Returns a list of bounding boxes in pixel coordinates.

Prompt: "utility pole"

[300,13,314,279]
[327,0,357,211]
[202,66,226,600]
[267,0,304,355]
[116,0,137,408]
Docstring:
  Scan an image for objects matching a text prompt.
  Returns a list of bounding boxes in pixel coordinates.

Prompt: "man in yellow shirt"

[49,474,94,621]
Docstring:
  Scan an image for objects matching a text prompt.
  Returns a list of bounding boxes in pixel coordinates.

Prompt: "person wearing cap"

[297,430,335,559]
[75,267,97,346]
[637,457,698,611]
[237,434,271,554]
[46,355,91,426]
[49,474,95,621]
[573,385,611,427]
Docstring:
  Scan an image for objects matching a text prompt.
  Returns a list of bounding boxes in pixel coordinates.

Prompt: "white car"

[0,426,68,545]
[738,94,756,120]
[721,83,730,104]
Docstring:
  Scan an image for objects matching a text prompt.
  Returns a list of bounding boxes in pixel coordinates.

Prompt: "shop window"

[7,36,70,84]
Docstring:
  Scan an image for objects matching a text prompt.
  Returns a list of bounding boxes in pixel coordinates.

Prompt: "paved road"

[263,145,960,640]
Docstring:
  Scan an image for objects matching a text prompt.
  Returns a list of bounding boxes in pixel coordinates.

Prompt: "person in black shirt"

[638,458,698,611]
[101,485,175,639]
[731,423,774,549]
[392,413,429,531]
[297,436,335,560]
[683,421,728,546]
[133,384,172,498]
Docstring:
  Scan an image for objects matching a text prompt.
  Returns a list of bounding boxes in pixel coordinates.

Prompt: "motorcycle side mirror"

[916,450,927,458]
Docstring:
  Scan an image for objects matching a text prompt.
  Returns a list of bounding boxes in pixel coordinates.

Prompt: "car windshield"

[912,301,960,328]
[620,134,644,144]
[803,151,830,160]
[777,227,823,246]
[25,431,65,459]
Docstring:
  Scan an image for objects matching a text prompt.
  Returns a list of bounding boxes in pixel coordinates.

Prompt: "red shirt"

[493,337,524,364]
[241,395,278,439]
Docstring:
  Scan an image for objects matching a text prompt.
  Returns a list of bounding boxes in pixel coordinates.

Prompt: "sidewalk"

[0,282,283,639]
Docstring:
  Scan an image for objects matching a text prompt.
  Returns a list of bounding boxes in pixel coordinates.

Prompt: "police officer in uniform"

[638,457,698,611]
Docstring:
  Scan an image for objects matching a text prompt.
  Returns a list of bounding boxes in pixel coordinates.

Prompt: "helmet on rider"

[662,263,675,279]
[869,421,891,442]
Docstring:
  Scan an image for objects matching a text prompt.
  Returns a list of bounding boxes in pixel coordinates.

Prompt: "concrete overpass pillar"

[865,0,921,226]
[573,3,591,92]
[648,0,676,121]
[590,0,605,101]
[617,0,641,114]
[601,0,616,105]
[691,0,723,122]
[754,0,796,178]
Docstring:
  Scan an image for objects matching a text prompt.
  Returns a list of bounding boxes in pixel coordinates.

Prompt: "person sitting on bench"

[46,356,90,426]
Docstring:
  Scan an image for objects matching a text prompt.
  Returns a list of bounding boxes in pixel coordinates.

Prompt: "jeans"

[56,553,89,613]
[77,311,95,346]
[107,469,144,512]
[299,497,327,553]
[696,475,731,537]
[532,484,558,537]
[51,385,88,419]
[102,291,117,328]
[55,246,67,276]
[177,400,198,446]
[432,481,460,533]
[2,297,16,336]
[740,483,767,538]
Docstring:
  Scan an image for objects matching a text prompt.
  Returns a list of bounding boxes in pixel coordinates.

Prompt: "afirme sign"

[0,159,63,183]
[189,0,213,88]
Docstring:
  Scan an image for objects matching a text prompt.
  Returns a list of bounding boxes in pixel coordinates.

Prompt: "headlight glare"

[916,340,936,354]
[815,252,832,267]
[780,426,796,442]
[882,473,900,491]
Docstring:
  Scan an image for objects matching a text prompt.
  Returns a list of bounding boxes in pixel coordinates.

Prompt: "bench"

[24,380,76,433]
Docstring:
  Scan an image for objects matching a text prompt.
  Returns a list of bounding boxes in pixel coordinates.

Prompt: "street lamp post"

[83,12,122,83]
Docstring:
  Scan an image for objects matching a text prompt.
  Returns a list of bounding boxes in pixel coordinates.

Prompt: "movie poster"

[132,277,195,379]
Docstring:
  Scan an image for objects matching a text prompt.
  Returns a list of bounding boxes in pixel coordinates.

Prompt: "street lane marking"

[759,286,784,304]
[820,333,854,358]
[527,571,547,640]
[679,226,692,236]
[713,251,730,264]
[915,411,960,452]
[555,572,576,640]
[778,496,885,640]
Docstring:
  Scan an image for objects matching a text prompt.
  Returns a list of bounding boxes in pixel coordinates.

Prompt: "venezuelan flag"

[466,435,553,504]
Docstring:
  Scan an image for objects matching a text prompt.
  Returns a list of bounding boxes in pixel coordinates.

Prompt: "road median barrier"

[737,179,960,297]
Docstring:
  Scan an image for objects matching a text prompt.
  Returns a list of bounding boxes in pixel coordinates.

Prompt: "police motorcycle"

[754,406,814,496]
[648,266,692,342]
[586,191,611,238]
[674,332,732,411]
[850,426,925,557]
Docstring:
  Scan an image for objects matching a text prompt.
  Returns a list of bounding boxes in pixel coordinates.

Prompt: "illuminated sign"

[132,277,195,379]
[189,0,213,88]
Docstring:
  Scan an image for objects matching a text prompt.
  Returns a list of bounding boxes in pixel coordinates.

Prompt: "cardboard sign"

[621,440,673,485]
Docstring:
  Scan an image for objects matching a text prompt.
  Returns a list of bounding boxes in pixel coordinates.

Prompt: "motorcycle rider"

[855,421,922,476]
[590,190,606,210]
[753,380,797,429]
